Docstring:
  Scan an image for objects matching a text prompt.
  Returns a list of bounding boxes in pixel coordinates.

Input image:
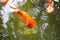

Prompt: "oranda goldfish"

[10,6,36,28]
[46,0,54,13]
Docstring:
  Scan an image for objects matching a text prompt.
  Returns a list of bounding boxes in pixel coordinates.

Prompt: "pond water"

[0,0,60,40]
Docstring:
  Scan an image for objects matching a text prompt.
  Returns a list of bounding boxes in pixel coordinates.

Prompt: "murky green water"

[0,0,60,40]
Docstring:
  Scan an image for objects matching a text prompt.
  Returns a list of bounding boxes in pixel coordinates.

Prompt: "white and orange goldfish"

[46,0,54,13]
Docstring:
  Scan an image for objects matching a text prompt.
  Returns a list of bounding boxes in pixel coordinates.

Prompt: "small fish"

[10,6,36,28]
[46,0,54,13]
[0,0,8,4]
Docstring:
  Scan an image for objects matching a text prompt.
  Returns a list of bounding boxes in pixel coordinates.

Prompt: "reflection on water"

[27,6,40,18]
[0,0,27,29]
[31,0,40,4]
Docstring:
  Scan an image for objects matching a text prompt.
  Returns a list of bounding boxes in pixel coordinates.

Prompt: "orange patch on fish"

[3,0,8,4]
[46,0,54,13]
[0,0,8,4]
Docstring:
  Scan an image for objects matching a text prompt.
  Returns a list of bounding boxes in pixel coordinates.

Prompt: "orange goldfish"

[10,6,36,28]
[46,0,54,13]
[0,0,8,4]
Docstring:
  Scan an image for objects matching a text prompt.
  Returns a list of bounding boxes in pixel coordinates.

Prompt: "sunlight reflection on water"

[0,0,27,29]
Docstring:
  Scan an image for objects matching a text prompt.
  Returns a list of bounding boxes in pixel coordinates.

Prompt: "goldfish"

[10,6,36,28]
[46,0,54,13]
[0,0,8,4]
